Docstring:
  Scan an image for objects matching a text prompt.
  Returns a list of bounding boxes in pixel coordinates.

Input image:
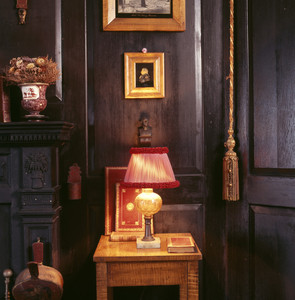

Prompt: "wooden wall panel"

[202,0,226,299]
[154,204,204,250]
[84,1,205,299]
[239,2,295,300]
[250,205,295,299]
[251,0,295,170]
[0,1,56,60]
[0,0,206,299]
[87,1,203,177]
[248,175,295,208]
[158,174,204,204]
[0,0,61,107]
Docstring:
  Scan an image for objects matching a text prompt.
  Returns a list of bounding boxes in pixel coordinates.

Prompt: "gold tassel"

[223,0,239,201]
[223,133,239,201]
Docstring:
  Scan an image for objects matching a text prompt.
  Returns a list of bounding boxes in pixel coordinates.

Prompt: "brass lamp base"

[136,237,161,249]
[134,189,162,249]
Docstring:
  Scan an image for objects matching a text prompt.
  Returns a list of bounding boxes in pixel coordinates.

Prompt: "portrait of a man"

[136,63,154,88]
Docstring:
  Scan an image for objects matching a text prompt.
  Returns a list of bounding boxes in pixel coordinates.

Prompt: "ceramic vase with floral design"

[18,83,49,120]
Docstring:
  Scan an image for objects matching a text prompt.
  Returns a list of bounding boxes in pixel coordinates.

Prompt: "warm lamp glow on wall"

[122,147,179,248]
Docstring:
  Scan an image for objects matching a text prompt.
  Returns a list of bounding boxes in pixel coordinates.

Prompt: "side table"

[93,233,202,300]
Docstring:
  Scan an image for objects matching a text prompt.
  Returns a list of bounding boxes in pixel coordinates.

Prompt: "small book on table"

[167,236,196,253]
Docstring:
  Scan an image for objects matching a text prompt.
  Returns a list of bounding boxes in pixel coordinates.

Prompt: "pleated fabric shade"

[123,147,180,189]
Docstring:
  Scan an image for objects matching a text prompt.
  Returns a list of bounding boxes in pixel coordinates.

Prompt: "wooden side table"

[93,233,202,300]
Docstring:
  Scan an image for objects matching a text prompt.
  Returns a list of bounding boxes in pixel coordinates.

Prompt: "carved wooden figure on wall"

[16,0,28,25]
[138,115,152,147]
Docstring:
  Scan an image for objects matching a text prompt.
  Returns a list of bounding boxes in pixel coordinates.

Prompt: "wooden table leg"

[96,263,108,300]
[180,283,188,300]
[188,261,199,299]
[107,287,113,300]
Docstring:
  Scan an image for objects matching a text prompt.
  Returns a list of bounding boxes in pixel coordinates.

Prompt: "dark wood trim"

[202,0,227,298]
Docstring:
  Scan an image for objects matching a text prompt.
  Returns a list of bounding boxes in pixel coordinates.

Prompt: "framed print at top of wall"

[124,52,165,99]
[103,0,185,31]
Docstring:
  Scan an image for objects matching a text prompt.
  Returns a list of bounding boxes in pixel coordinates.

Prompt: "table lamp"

[122,147,179,248]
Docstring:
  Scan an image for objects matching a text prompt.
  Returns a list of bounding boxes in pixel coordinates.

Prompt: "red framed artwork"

[115,183,144,232]
[105,167,127,235]
[105,167,154,240]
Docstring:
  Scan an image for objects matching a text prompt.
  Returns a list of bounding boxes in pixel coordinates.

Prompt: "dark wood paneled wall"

[1,0,205,299]
[246,0,295,299]
[202,0,227,299]
[225,0,295,299]
[251,0,295,171]
[1,0,295,299]
[84,1,205,299]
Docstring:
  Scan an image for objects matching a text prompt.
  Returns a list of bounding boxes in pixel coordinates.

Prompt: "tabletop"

[93,233,202,263]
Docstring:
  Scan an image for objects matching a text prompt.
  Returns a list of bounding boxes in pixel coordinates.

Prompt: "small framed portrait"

[124,52,165,99]
[103,0,185,31]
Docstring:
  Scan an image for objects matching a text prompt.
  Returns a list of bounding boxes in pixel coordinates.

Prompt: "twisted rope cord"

[223,0,239,201]
[228,0,234,136]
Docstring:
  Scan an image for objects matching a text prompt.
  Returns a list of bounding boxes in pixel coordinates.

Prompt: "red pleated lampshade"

[123,147,180,189]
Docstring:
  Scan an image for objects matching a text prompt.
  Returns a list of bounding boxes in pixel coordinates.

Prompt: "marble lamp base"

[136,237,161,249]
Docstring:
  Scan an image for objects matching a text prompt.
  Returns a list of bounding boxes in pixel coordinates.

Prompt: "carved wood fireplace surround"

[0,121,73,291]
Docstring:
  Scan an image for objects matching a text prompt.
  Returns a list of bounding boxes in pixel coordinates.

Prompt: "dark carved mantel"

[0,122,73,145]
[0,121,74,288]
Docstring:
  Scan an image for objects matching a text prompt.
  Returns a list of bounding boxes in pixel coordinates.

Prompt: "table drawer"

[107,261,187,287]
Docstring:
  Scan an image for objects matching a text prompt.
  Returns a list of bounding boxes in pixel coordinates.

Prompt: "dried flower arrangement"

[2,56,60,85]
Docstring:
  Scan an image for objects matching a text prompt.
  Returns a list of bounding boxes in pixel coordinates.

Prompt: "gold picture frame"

[103,0,185,31]
[124,52,165,99]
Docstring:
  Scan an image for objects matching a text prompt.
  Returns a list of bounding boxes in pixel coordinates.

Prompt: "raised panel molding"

[247,175,295,208]
[250,205,295,299]
[158,174,205,205]
[87,0,203,177]
[21,209,61,267]
[154,203,204,251]
[250,0,295,171]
